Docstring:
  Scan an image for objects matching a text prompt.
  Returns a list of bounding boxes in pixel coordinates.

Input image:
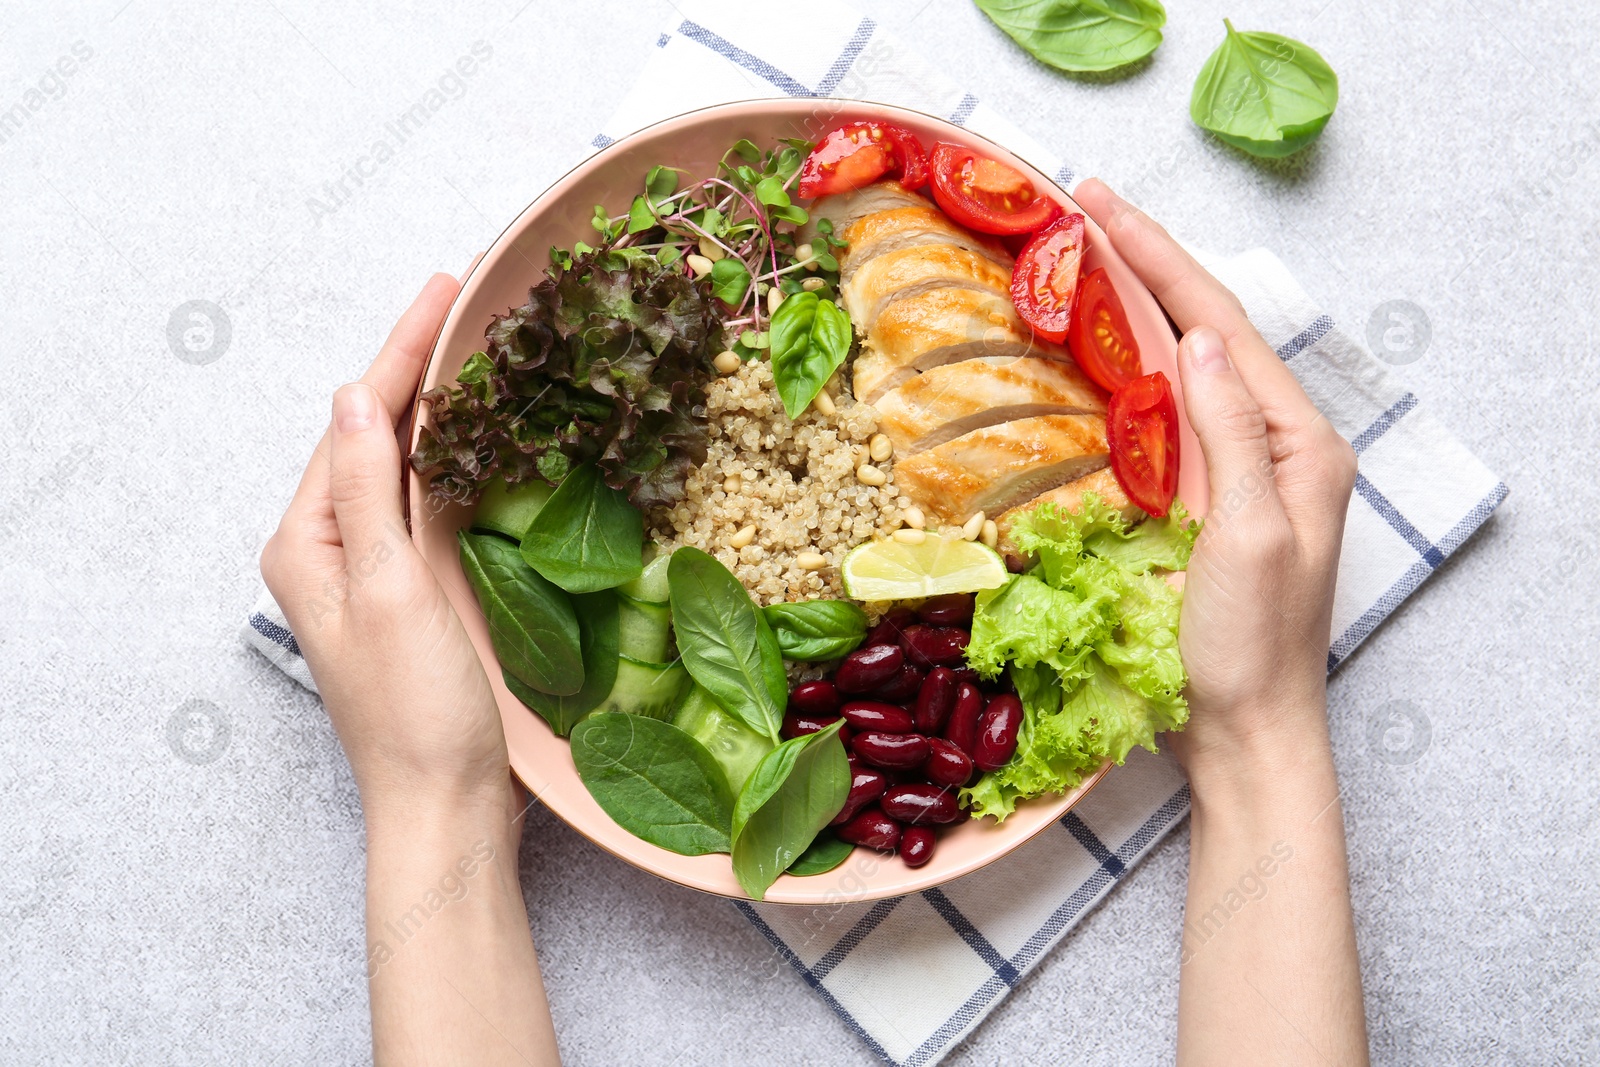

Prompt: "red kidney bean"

[835,643,903,693]
[863,607,915,648]
[830,765,889,826]
[782,713,840,740]
[869,663,924,703]
[789,679,840,717]
[923,737,975,788]
[942,682,985,757]
[973,694,1023,771]
[841,701,915,733]
[913,667,958,733]
[900,625,970,669]
[835,807,902,851]
[851,731,931,769]
[900,826,936,867]
[918,593,974,627]
[881,783,961,825]
[949,666,980,687]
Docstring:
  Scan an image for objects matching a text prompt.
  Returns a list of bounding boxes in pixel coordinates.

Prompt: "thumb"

[1177,326,1280,523]
[328,383,406,566]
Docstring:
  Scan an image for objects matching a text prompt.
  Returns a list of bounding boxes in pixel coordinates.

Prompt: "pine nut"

[892,528,926,545]
[856,464,887,487]
[981,520,999,549]
[729,523,756,549]
[794,243,814,263]
[697,236,725,262]
[868,433,893,463]
[723,474,741,493]
[961,511,986,541]
[713,350,741,375]
[811,390,837,416]
[768,287,786,313]
[903,505,926,530]
[801,277,826,292]
[686,253,715,278]
[796,551,828,571]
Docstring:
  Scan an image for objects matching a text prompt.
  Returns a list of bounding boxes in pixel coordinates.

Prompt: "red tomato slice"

[1107,372,1180,518]
[1067,267,1143,393]
[1011,213,1086,338]
[799,122,929,197]
[928,142,1062,235]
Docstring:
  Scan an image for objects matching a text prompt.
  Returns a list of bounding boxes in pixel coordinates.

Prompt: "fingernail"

[334,384,376,433]
[1186,328,1231,374]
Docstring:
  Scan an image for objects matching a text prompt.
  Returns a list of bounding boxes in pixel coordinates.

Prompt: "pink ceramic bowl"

[407,99,1204,904]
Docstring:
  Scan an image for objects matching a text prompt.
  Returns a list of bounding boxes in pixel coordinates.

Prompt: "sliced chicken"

[994,468,1138,558]
[841,243,1013,327]
[872,357,1108,454]
[891,415,1110,525]
[835,205,1009,281]
[798,183,931,247]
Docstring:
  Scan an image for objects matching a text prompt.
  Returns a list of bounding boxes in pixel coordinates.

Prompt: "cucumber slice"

[616,549,672,604]
[616,594,671,662]
[472,477,553,541]
[592,656,688,721]
[671,683,774,793]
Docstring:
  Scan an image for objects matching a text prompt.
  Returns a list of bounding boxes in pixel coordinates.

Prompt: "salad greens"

[975,0,1167,74]
[502,589,620,736]
[1190,20,1339,158]
[730,721,852,900]
[787,833,855,876]
[570,713,735,855]
[961,494,1200,821]
[518,462,644,593]
[768,291,854,419]
[457,530,584,696]
[761,599,868,662]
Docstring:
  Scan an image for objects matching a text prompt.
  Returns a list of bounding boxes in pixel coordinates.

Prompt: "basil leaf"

[458,530,584,695]
[502,590,620,735]
[976,0,1166,73]
[668,547,788,743]
[711,257,751,305]
[1189,20,1338,158]
[730,722,851,900]
[787,832,854,876]
[519,463,644,593]
[762,600,868,662]
[570,714,734,855]
[769,292,853,419]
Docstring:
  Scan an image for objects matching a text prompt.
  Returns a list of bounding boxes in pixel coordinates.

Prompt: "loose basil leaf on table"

[976,0,1167,74]
[458,530,584,696]
[502,590,620,735]
[1190,20,1339,158]
[519,463,645,593]
[570,713,735,856]
[787,832,854,877]
[768,291,852,419]
[730,721,852,900]
[668,547,788,743]
[762,599,868,662]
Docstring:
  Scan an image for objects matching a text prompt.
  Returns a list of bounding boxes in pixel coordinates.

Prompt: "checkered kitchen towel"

[243,3,1508,1062]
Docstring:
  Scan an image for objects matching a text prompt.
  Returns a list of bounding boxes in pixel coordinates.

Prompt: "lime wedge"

[840,537,1009,601]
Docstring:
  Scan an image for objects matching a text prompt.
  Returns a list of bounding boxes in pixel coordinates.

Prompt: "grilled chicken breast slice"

[891,415,1110,525]
[994,467,1136,549]
[841,243,1014,327]
[872,357,1108,454]
[835,205,1009,281]
[798,182,931,247]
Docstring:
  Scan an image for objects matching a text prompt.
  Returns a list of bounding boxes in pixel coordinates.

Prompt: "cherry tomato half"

[1010,213,1086,341]
[1107,371,1179,518]
[1067,267,1143,393]
[928,142,1062,235]
[798,122,929,198]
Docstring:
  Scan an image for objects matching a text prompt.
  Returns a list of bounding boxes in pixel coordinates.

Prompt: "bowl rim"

[405,97,1190,905]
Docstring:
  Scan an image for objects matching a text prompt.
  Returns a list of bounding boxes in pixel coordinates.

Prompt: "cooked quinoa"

[648,359,908,605]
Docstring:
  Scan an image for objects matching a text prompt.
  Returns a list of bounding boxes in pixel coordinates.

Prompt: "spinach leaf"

[458,531,584,695]
[502,590,620,735]
[1190,20,1338,158]
[769,292,852,419]
[667,547,788,743]
[730,721,851,900]
[787,833,854,876]
[570,714,734,855]
[976,0,1166,74]
[711,257,751,305]
[762,600,868,662]
[519,463,644,593]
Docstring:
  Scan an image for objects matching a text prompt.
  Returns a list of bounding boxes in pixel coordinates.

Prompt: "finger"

[359,272,461,426]
[1075,179,1318,429]
[1177,326,1284,526]
[328,383,407,567]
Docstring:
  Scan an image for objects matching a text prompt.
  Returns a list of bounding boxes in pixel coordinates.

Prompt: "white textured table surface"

[4,1,1597,1063]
